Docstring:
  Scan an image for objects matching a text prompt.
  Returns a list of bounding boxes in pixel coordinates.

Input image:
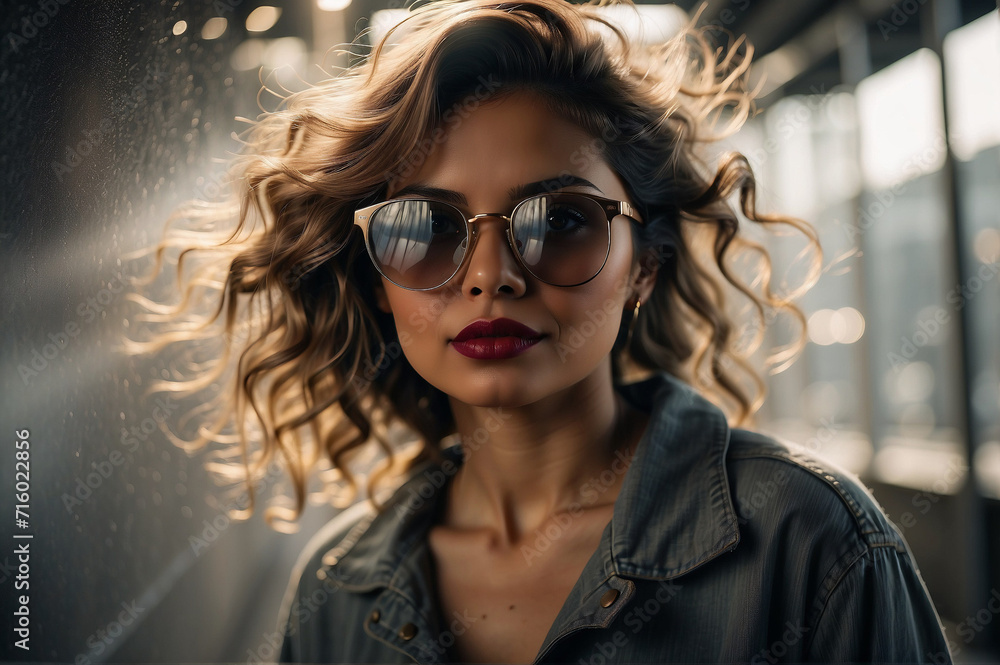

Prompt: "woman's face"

[375,90,649,408]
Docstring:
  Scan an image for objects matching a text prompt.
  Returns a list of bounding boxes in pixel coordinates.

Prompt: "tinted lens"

[511,194,611,286]
[368,200,467,289]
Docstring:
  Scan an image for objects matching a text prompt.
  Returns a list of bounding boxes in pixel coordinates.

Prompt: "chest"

[429,511,612,664]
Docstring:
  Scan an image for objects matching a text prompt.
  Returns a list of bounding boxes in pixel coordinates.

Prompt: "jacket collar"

[322,371,740,588]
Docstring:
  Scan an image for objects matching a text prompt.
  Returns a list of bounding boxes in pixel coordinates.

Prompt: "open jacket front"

[277,372,953,663]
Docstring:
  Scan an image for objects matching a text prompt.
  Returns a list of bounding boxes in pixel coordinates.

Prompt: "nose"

[458,216,527,298]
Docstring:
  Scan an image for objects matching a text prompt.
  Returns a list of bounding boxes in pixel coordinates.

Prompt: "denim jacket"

[277,372,953,663]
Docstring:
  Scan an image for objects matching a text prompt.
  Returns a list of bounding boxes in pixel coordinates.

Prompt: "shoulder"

[719,428,930,636]
[276,499,377,630]
[724,428,906,553]
[722,430,953,657]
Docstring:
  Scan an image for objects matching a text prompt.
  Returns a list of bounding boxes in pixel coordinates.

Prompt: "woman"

[135,0,954,661]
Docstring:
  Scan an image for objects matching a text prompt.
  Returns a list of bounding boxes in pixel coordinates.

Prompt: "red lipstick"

[451,318,544,360]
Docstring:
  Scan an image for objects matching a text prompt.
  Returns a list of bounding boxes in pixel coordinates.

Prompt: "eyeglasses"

[353,192,643,291]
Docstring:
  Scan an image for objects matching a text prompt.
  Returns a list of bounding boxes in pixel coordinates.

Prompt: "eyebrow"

[388,175,605,205]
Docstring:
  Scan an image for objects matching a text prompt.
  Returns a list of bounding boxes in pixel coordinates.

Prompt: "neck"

[443,366,644,548]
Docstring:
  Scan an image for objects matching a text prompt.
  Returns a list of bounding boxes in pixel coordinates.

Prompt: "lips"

[453,318,541,342]
[451,318,544,359]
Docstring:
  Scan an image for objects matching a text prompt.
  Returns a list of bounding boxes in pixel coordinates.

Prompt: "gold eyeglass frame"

[353,192,644,291]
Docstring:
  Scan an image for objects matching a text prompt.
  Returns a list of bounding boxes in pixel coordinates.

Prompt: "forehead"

[390,89,626,200]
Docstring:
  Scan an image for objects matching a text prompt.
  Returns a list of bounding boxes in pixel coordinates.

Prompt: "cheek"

[567,240,635,345]
[386,295,425,343]
[551,276,631,353]
[382,284,458,348]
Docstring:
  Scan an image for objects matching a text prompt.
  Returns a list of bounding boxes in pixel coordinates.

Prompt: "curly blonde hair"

[128,0,821,528]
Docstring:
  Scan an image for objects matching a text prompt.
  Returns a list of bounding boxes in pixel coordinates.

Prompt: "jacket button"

[398,623,418,640]
[369,609,380,624]
[600,589,620,608]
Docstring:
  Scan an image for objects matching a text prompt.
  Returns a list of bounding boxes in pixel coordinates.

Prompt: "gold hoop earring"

[625,298,642,349]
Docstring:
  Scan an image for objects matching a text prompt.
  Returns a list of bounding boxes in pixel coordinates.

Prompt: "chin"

[445,380,540,409]
[433,367,555,408]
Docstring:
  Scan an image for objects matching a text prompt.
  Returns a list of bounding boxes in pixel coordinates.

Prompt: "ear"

[630,247,660,304]
[373,280,392,314]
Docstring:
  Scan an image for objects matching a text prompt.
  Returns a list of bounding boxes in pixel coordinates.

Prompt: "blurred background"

[0,0,997,661]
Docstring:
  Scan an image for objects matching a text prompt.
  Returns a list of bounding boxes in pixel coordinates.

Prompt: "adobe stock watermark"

[796,417,839,458]
[61,396,178,514]
[839,134,948,243]
[246,573,349,664]
[393,407,512,520]
[877,0,929,41]
[187,459,284,556]
[556,247,674,363]
[17,271,129,385]
[885,458,967,536]
[192,165,235,202]
[555,299,627,362]
[348,330,412,396]
[887,259,999,373]
[119,395,179,453]
[4,0,70,55]
[406,608,481,663]
[74,600,144,665]
[750,620,809,664]
[953,588,1000,652]
[560,107,644,179]
[383,74,503,188]
[520,446,635,566]
[737,468,790,525]
[213,0,244,15]
[701,0,751,33]
[577,579,682,665]
[742,84,829,174]
[329,329,418,419]
[406,283,464,335]
[695,345,742,387]
[51,64,169,181]
[258,545,473,663]
[731,418,838,526]
[927,587,1000,663]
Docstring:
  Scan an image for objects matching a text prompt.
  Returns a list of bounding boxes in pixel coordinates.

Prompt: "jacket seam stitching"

[726,449,896,542]
[802,543,870,655]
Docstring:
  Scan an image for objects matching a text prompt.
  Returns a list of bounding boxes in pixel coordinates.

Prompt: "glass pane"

[945,11,1000,498]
